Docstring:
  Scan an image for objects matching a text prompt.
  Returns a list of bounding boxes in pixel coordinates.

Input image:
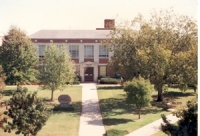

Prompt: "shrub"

[106,129,128,136]
[100,78,120,84]
[97,76,104,80]
[68,75,81,85]
[53,105,74,112]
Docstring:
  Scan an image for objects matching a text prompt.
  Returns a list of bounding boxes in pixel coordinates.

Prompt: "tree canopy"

[104,10,197,101]
[38,44,75,100]
[0,26,38,86]
[124,76,154,119]
[4,87,50,136]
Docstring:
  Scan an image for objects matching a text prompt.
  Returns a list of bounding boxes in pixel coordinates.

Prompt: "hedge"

[100,77,120,84]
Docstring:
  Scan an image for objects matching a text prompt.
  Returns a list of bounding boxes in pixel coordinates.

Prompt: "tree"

[161,100,197,136]
[0,65,7,130]
[0,26,38,86]
[0,66,6,91]
[104,10,197,101]
[38,44,75,100]
[124,76,155,119]
[3,87,50,136]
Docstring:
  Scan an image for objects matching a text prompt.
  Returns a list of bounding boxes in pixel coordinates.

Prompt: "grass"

[97,86,196,134]
[0,85,82,136]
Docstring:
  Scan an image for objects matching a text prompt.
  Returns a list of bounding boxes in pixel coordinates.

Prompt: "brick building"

[29,19,115,82]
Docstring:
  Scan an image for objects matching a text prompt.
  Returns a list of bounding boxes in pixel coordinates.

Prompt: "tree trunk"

[156,84,163,101]
[194,85,197,93]
[24,133,29,136]
[138,108,141,119]
[157,90,163,101]
[51,90,54,101]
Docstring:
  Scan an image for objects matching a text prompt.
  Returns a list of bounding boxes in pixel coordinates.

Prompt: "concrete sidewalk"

[125,114,179,136]
[79,83,106,136]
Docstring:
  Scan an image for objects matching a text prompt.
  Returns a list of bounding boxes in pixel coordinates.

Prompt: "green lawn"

[0,85,82,136]
[97,86,196,134]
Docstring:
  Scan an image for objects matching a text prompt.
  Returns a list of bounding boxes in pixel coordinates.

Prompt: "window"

[99,45,109,58]
[39,45,45,57]
[84,45,94,58]
[57,45,63,51]
[100,66,106,76]
[69,45,79,58]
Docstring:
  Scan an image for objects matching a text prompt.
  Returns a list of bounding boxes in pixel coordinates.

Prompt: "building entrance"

[84,67,94,82]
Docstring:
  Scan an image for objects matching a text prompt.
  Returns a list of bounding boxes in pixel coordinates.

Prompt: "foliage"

[161,100,197,136]
[100,77,120,84]
[53,105,74,112]
[0,66,7,130]
[106,129,128,136]
[103,10,197,101]
[0,26,38,86]
[73,75,81,85]
[97,75,104,80]
[0,66,6,91]
[124,76,155,119]
[38,44,75,100]
[3,86,50,136]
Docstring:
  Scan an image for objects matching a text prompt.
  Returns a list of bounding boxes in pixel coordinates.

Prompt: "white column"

[79,44,84,63]
[94,44,99,63]
[93,63,98,82]
[80,63,84,82]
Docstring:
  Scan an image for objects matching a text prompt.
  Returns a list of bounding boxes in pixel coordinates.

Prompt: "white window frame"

[69,45,79,58]
[84,45,94,58]
[39,45,45,57]
[99,45,109,58]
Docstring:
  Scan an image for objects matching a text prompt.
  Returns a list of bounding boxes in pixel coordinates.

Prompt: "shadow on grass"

[50,101,82,116]
[88,118,134,126]
[99,94,165,118]
[163,91,195,97]
[103,118,134,126]
[2,90,14,96]
[152,91,195,102]
[97,86,123,90]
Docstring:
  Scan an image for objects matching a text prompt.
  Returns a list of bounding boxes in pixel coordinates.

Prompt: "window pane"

[100,66,106,76]
[39,45,45,57]
[69,45,79,58]
[84,45,94,58]
[99,45,108,58]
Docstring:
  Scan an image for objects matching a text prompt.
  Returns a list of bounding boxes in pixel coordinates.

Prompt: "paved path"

[79,83,106,136]
[125,114,179,136]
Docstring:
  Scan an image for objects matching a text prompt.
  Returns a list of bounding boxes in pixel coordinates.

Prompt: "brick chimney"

[96,19,115,30]
[104,19,115,29]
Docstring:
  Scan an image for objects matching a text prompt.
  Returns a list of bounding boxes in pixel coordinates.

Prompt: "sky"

[0,0,198,35]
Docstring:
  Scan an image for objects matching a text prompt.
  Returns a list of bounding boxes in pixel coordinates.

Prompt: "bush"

[97,76,104,80]
[106,129,128,136]
[53,105,74,112]
[71,75,81,84]
[100,78,120,84]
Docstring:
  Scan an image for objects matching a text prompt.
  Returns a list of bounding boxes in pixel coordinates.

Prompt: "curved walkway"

[125,114,179,136]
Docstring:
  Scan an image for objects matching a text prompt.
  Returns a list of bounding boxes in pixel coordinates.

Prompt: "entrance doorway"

[84,67,94,82]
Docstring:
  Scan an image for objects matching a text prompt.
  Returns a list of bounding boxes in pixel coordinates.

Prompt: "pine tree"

[4,87,50,136]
